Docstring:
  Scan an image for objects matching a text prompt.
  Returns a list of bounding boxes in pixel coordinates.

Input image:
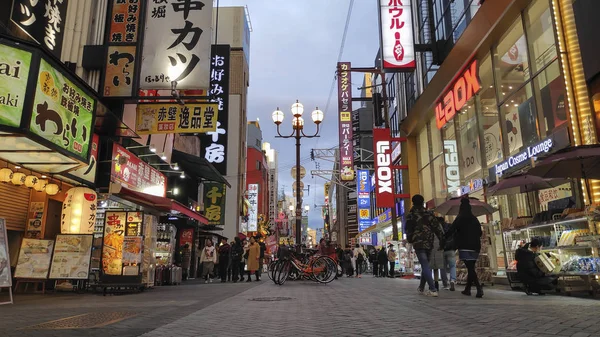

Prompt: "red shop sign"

[111,143,167,197]
[373,128,394,208]
[179,228,194,247]
[435,60,481,129]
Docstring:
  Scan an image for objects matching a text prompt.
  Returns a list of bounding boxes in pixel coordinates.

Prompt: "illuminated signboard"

[435,60,481,129]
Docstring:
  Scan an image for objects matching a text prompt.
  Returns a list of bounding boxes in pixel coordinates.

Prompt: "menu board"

[14,239,54,279]
[0,219,12,287]
[102,212,126,275]
[49,235,93,279]
[123,236,142,265]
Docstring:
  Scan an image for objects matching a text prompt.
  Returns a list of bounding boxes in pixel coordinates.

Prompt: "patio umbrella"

[486,174,570,196]
[528,144,600,180]
[434,197,497,217]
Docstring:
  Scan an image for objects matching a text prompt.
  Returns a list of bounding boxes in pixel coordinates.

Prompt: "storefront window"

[535,60,567,135]
[457,98,480,182]
[417,127,429,169]
[433,155,446,199]
[419,164,433,202]
[524,0,558,74]
[478,54,503,167]
[495,19,530,100]
[501,84,539,155]
[430,119,443,160]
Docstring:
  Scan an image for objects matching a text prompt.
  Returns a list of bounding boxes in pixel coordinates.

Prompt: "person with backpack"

[369,248,379,277]
[405,194,445,297]
[353,244,366,278]
[218,238,230,283]
[231,237,244,283]
[377,246,388,278]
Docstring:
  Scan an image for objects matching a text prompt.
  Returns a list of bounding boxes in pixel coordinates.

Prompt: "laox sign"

[373,128,394,208]
[436,60,481,129]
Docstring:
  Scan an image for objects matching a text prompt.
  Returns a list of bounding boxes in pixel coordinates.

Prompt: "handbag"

[243,250,249,260]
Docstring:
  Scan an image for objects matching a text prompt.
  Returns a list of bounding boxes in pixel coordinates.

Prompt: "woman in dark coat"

[449,198,483,297]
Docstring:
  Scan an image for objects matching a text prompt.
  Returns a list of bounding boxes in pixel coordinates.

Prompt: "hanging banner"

[0,219,12,287]
[203,182,226,227]
[103,46,137,97]
[200,45,231,175]
[0,43,32,128]
[31,58,95,161]
[140,0,213,89]
[11,0,69,57]
[248,184,259,232]
[373,128,395,208]
[378,0,416,71]
[14,239,54,279]
[135,103,218,134]
[337,62,355,181]
[108,0,142,43]
[49,234,93,279]
[111,144,166,197]
[179,228,194,247]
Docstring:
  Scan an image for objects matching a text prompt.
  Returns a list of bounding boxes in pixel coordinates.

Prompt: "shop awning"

[171,150,230,187]
[113,185,208,224]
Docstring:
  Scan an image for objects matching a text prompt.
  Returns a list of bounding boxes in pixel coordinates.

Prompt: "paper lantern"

[45,183,60,195]
[24,175,38,188]
[0,168,12,183]
[61,187,97,234]
[34,179,47,192]
[11,172,25,186]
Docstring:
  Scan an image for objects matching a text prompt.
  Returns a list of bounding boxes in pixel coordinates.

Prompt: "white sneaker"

[209,278,213,283]
[205,280,208,284]
[418,288,425,295]
[425,290,439,297]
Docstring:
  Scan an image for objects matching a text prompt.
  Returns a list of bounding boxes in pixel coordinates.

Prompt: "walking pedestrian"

[344,247,354,277]
[240,239,249,281]
[181,243,191,281]
[405,194,445,297]
[200,239,217,284]
[430,234,446,291]
[387,244,397,278]
[353,244,366,278]
[448,198,483,298]
[246,237,261,281]
[369,248,378,277]
[228,241,236,281]
[377,246,388,278]
[441,219,457,291]
[231,237,243,283]
[218,238,230,283]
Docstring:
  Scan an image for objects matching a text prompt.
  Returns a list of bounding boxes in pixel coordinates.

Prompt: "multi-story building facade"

[246,121,269,221]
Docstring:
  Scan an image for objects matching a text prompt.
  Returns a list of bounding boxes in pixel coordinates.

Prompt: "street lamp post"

[273,101,323,250]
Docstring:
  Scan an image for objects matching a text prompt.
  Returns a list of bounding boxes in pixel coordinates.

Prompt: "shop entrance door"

[44,199,63,240]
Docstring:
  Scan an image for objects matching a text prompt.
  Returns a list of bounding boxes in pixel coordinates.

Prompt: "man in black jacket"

[369,248,379,277]
[231,237,244,283]
[516,238,557,295]
[377,247,388,278]
[218,238,230,283]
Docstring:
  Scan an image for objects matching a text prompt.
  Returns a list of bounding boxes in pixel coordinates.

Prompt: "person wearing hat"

[405,194,445,297]
[515,237,558,295]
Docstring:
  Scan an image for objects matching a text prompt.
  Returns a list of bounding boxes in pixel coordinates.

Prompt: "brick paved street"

[1,276,600,337]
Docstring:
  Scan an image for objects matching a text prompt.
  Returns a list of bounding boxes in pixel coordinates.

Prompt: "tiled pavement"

[1,276,600,337]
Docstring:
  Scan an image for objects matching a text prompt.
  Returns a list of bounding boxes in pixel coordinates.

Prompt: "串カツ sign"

[436,60,481,129]
[373,128,395,208]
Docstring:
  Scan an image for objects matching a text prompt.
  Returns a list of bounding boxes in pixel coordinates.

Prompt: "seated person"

[515,237,558,295]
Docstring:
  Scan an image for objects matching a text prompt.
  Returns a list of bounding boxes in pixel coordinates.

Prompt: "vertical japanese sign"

[68,134,99,184]
[373,128,395,208]
[103,0,142,97]
[337,62,354,181]
[378,0,415,71]
[0,219,12,288]
[111,144,167,197]
[247,184,258,232]
[0,43,32,128]
[357,170,371,232]
[179,228,194,247]
[103,211,126,275]
[203,182,226,227]
[200,45,230,175]
[140,0,213,89]
[31,58,95,161]
[11,0,69,58]
[135,102,218,134]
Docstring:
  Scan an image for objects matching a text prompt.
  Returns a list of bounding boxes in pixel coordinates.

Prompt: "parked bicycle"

[270,248,337,285]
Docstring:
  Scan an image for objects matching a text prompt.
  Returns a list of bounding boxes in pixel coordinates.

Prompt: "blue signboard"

[357,170,371,232]
[359,220,372,232]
